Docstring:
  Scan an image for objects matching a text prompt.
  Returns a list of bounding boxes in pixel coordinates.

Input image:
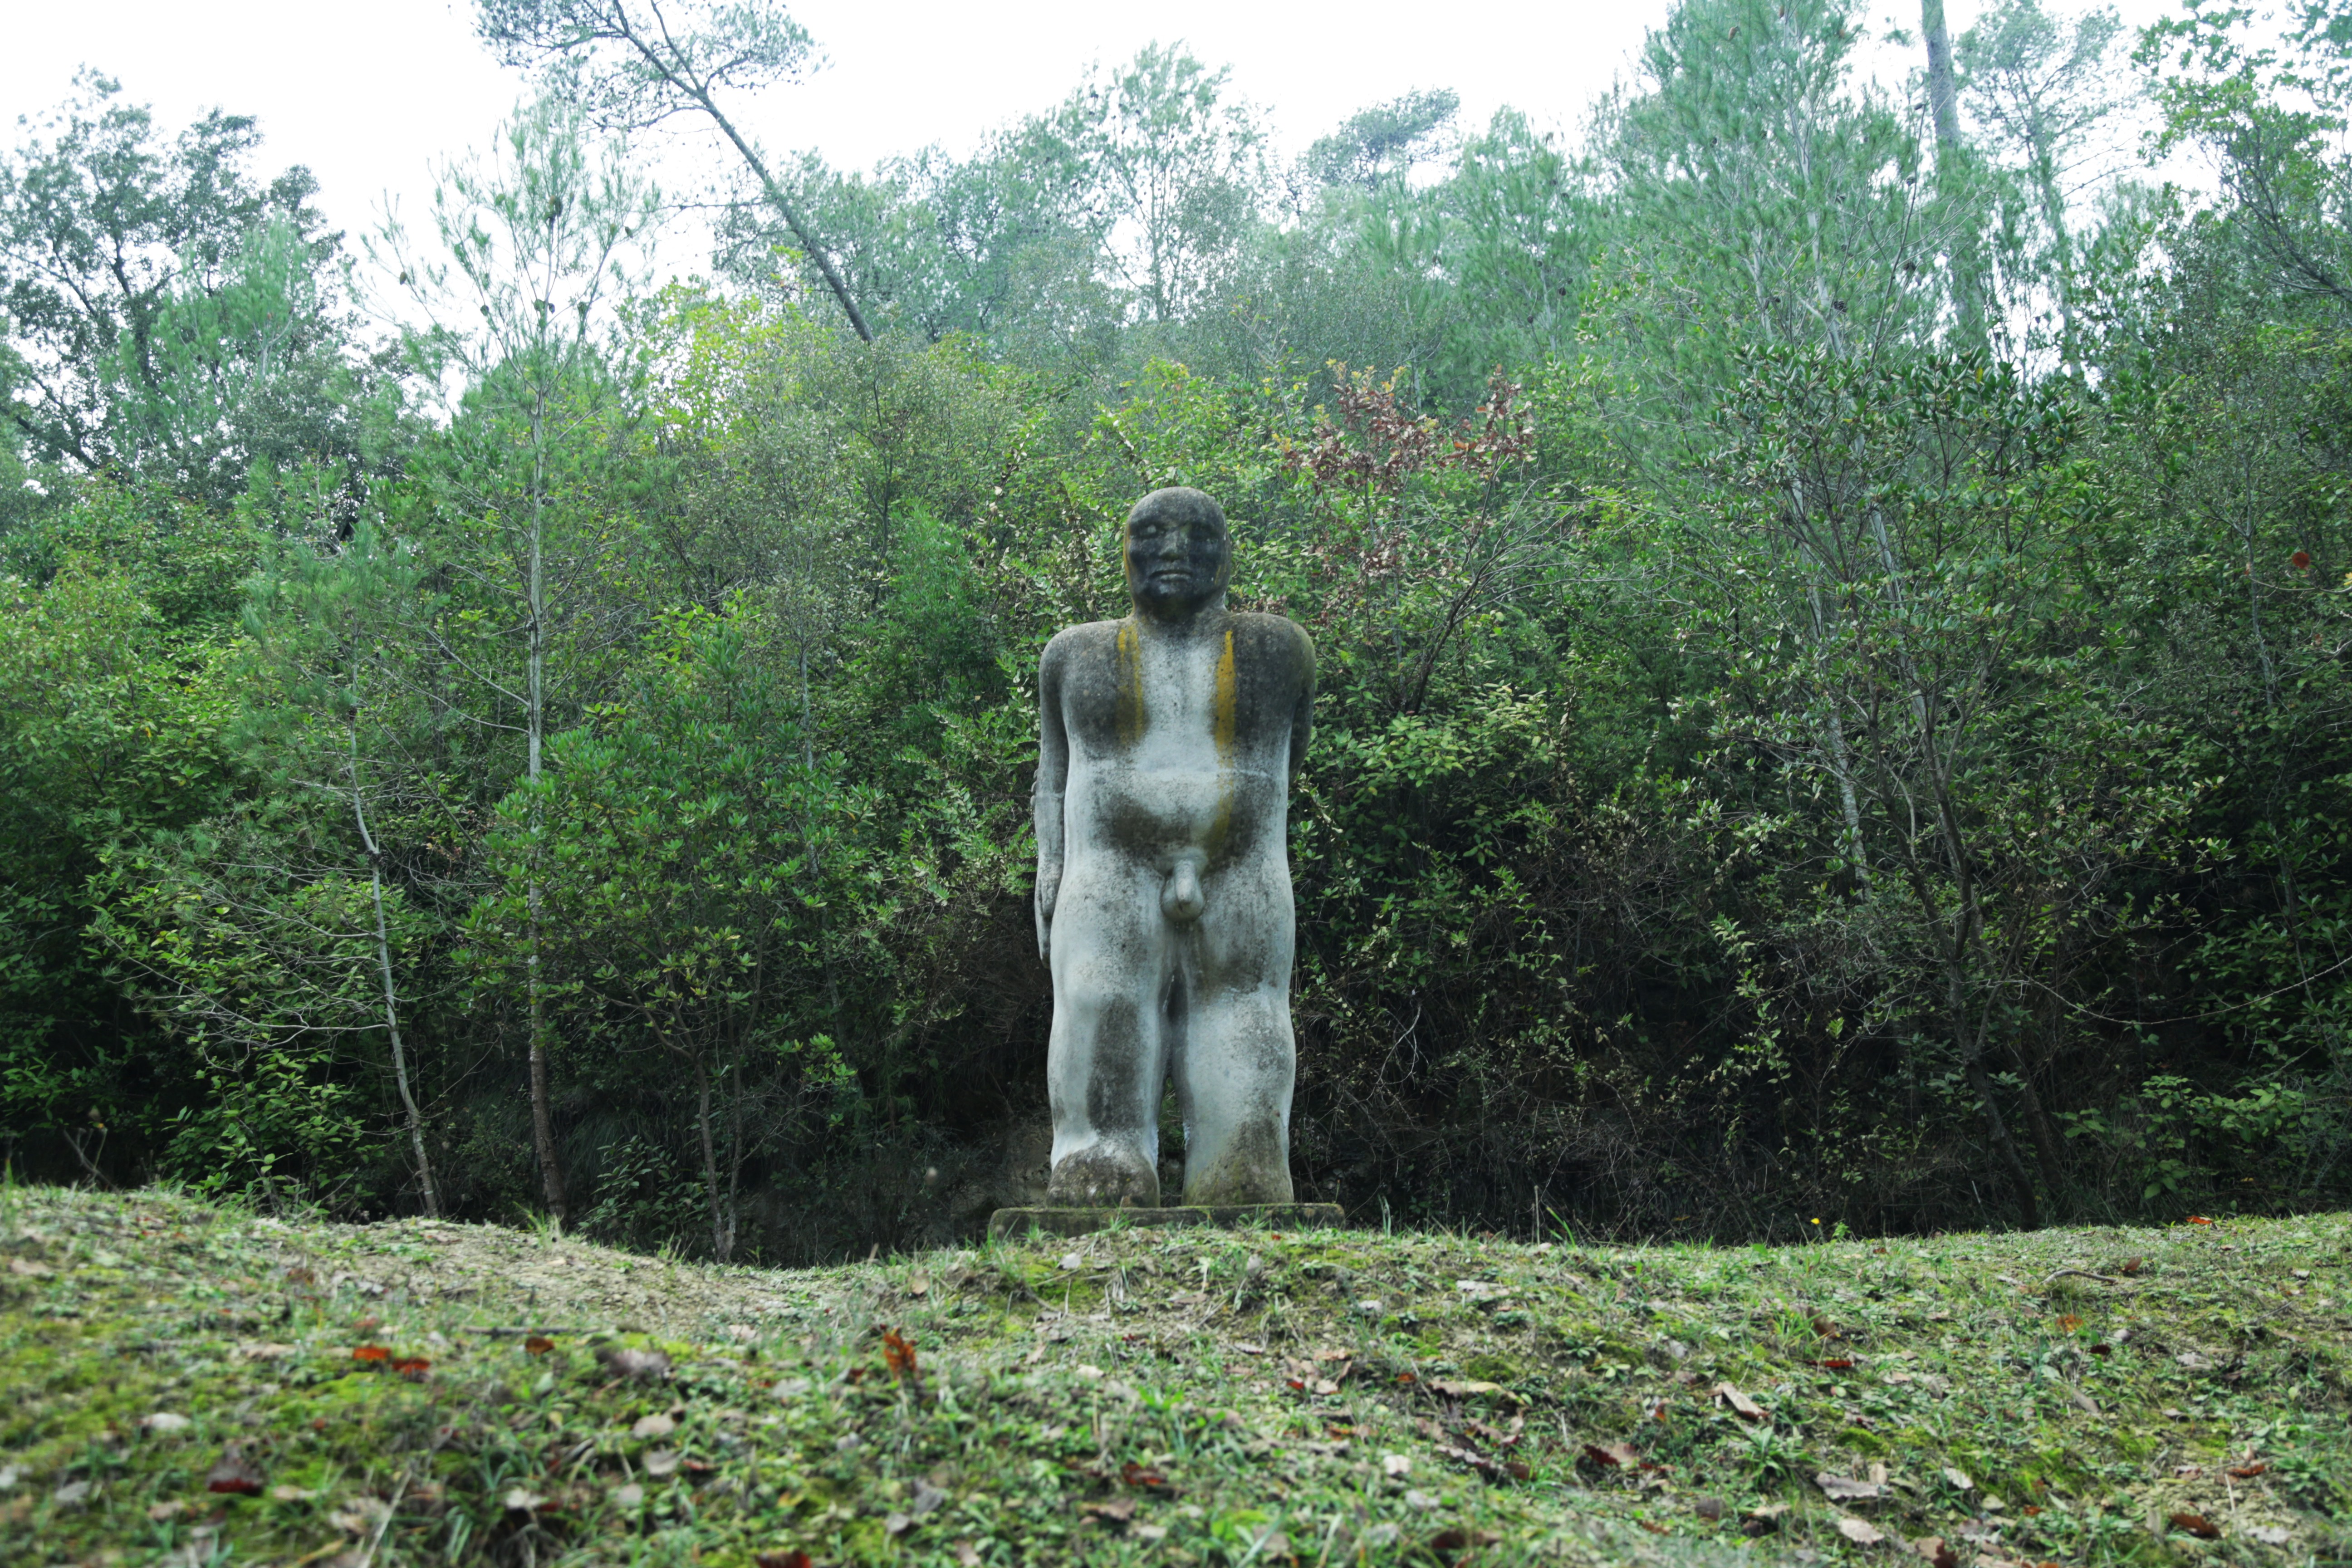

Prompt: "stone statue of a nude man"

[1033,487,1315,1208]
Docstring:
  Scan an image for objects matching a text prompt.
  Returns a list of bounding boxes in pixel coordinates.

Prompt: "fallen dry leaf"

[1383,1453,1412,1479]
[1583,1442,1641,1469]
[882,1326,920,1381]
[2171,1512,2222,1540]
[752,1553,814,1568]
[1120,1460,1170,1491]
[524,1335,554,1356]
[1913,1537,1960,1568]
[595,1346,672,1382]
[1080,1496,1138,1527]
[631,1413,676,1440]
[1818,1471,1885,1502]
[204,1446,264,1495]
[2226,1462,2268,1480]
[1693,1496,1725,1521]
[1428,1377,1510,1399]
[351,1345,390,1363]
[1838,1516,1887,1545]
[137,1412,191,1435]
[1715,1382,1767,1419]
[643,1450,682,1479]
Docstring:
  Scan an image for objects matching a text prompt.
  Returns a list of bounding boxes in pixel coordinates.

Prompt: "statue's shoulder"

[1229,611,1315,678]
[1039,619,1125,677]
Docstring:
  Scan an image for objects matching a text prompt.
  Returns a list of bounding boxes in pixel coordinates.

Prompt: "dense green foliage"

[5,0,2351,1260]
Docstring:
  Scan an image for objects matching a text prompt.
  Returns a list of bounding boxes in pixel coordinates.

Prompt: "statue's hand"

[1035,869,1058,964]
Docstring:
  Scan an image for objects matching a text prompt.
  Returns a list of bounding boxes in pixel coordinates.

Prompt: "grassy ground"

[1,1183,2346,1568]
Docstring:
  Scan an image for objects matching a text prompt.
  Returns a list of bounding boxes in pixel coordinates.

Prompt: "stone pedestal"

[987,1203,1344,1241]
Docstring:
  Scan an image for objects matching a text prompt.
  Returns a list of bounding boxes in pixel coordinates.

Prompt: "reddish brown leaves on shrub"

[392,1357,430,1381]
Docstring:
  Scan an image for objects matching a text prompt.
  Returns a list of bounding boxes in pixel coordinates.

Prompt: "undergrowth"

[1,1183,2346,1566]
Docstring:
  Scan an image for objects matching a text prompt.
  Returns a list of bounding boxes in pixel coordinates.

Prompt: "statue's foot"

[1047,1144,1161,1208]
[1181,1156,1295,1207]
[1180,1115,1294,1206]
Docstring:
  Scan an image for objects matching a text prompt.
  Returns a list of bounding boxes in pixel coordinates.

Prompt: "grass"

[0,1182,2347,1567]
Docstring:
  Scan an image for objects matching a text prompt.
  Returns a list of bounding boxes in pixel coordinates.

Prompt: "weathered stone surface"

[1033,488,1315,1209]
[986,1203,1346,1241]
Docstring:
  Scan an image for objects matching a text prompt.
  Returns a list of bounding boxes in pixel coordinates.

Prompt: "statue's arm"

[1034,637,1071,963]
[1287,622,1317,789]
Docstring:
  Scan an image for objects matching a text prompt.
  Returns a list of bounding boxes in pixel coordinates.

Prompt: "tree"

[375,92,658,1229]
[1958,0,2136,361]
[476,603,867,1260]
[1299,89,1460,195]
[0,74,370,501]
[1054,44,1269,325]
[475,0,873,339]
[2143,0,2352,323]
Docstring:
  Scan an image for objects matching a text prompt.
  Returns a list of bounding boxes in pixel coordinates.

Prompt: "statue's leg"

[1175,857,1297,1206]
[1046,861,1168,1207]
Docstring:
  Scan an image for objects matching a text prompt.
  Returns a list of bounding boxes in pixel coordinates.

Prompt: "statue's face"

[1125,494,1230,619]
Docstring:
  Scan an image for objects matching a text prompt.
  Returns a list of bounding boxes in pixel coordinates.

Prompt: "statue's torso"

[1048,612,1310,875]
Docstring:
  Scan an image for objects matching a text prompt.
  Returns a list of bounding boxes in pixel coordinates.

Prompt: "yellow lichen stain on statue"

[1207,626,1237,857]
[1115,617,1145,748]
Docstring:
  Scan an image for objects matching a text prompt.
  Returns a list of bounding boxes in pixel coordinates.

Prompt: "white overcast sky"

[3,0,2192,274]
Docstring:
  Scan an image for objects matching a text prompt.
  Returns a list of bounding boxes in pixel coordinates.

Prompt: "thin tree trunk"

[693,1051,730,1263]
[348,691,440,1218]
[1921,0,1988,345]
[525,383,568,1230]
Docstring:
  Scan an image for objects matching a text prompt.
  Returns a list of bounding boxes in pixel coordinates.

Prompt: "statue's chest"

[1067,625,1250,760]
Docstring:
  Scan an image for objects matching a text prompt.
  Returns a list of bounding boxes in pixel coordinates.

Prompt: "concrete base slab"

[986,1203,1345,1241]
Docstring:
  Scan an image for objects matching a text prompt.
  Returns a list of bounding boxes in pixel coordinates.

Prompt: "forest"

[4,0,2350,1265]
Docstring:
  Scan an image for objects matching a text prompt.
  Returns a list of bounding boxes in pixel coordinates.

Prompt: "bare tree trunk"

[1921,0,1963,150]
[348,692,440,1218]
[525,382,568,1230]
[1921,0,1988,345]
[692,1051,731,1263]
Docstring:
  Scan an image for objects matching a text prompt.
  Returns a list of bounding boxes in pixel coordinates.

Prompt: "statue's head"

[1124,487,1231,621]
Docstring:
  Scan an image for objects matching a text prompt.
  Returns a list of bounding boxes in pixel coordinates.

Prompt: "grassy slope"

[0,1185,2346,1568]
